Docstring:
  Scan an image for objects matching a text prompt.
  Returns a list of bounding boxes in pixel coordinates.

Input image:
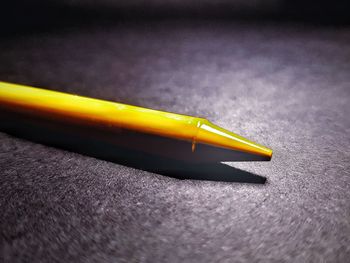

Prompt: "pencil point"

[196,120,273,161]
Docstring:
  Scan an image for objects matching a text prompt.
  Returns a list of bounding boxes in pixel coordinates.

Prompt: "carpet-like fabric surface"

[0,21,349,262]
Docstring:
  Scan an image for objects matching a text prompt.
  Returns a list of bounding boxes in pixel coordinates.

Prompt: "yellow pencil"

[0,81,272,161]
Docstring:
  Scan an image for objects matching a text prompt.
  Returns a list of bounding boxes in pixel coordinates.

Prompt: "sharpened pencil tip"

[196,120,273,161]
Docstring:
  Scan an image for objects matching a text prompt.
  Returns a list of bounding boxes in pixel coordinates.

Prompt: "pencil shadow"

[77,141,267,184]
[0,109,266,184]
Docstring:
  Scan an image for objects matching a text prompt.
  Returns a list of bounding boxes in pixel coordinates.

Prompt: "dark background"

[1,1,350,262]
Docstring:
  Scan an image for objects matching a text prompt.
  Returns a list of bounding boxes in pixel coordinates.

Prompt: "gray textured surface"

[0,21,350,262]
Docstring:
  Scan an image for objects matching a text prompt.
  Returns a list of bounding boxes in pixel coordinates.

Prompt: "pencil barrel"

[0,81,200,142]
